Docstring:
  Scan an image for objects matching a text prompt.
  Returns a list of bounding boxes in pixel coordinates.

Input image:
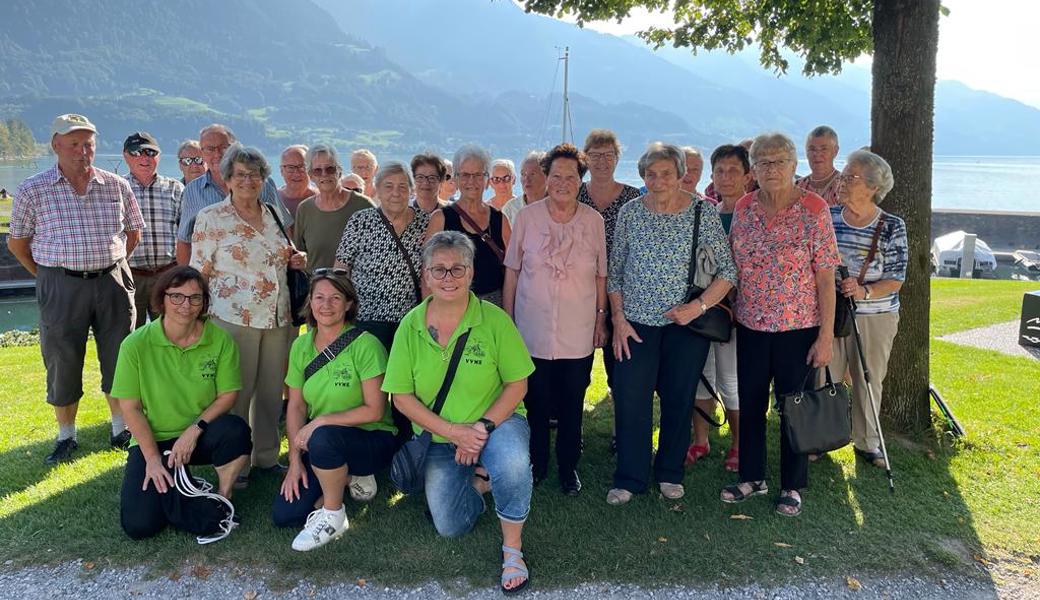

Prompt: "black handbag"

[833,213,885,338]
[390,330,471,495]
[683,201,734,343]
[776,366,851,455]
[265,204,309,326]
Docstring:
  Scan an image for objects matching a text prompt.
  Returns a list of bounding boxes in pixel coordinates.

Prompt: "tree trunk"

[870,0,940,433]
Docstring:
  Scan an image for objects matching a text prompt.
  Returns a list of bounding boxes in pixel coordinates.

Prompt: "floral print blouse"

[190,199,291,329]
[730,190,840,332]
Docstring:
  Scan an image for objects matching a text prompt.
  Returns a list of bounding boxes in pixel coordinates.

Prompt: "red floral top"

[730,190,839,332]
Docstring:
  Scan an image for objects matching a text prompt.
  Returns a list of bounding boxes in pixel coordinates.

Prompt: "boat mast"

[561,46,569,144]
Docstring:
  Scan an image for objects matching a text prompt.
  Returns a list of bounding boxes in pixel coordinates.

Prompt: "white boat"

[931,230,998,277]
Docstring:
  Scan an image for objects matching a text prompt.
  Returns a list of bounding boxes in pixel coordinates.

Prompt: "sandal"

[473,466,491,495]
[854,447,886,468]
[606,488,633,506]
[501,545,530,594]
[684,443,710,467]
[720,480,768,504]
[723,447,739,472]
[775,491,802,517]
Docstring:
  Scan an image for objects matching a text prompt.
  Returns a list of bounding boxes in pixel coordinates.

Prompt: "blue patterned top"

[608,196,738,326]
[830,206,908,314]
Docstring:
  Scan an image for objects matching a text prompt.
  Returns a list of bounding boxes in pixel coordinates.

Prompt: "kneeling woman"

[114,266,251,540]
[272,270,397,551]
[383,231,535,594]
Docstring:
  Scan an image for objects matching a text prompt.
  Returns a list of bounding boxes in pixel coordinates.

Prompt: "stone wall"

[932,209,1040,251]
[0,234,34,284]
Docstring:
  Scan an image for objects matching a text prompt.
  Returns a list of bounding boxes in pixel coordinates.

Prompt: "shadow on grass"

[0,422,116,498]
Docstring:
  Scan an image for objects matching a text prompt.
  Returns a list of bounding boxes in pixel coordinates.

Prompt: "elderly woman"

[796,126,842,206]
[340,173,365,195]
[688,144,754,472]
[439,159,456,203]
[487,158,518,211]
[829,150,907,467]
[721,132,839,518]
[383,231,534,593]
[350,148,378,198]
[191,144,306,485]
[293,144,373,271]
[426,145,511,306]
[176,140,207,185]
[114,265,250,540]
[502,151,547,225]
[272,270,397,551]
[503,143,607,495]
[606,142,737,505]
[411,152,450,214]
[679,146,706,199]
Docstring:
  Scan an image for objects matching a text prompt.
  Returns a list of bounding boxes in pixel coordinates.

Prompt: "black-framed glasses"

[427,265,468,280]
[313,267,349,278]
[310,166,338,176]
[178,156,205,166]
[128,148,159,158]
[165,292,204,306]
[414,174,443,184]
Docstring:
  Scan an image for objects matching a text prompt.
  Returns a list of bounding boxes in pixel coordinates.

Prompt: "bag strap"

[857,213,887,284]
[685,201,703,293]
[694,374,727,427]
[376,208,422,302]
[430,330,472,416]
[452,204,506,262]
[263,203,294,249]
[303,327,364,381]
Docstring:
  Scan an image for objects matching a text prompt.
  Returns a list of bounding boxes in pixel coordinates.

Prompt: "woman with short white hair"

[502,151,547,225]
[487,158,517,211]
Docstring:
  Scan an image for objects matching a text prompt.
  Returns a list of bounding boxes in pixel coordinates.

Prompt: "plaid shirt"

[178,171,292,242]
[127,173,183,270]
[10,165,145,271]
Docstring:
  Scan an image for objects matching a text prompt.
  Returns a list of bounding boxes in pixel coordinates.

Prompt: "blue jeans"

[424,414,532,538]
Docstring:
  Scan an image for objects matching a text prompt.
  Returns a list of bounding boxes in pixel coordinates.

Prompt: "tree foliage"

[0,118,36,158]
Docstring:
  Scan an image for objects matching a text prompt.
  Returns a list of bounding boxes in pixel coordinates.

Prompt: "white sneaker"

[348,474,377,502]
[291,506,348,551]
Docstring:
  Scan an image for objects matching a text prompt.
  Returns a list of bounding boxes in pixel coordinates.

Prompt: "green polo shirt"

[382,292,535,442]
[111,318,242,445]
[284,326,396,434]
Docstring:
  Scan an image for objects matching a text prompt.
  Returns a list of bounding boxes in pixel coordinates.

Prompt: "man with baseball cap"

[122,131,183,327]
[7,113,146,464]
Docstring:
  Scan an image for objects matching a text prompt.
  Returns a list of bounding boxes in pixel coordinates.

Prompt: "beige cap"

[51,113,97,136]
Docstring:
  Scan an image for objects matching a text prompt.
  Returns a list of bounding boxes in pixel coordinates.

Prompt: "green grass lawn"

[0,279,1037,589]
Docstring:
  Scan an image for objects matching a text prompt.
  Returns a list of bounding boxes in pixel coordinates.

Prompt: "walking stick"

[838,266,896,493]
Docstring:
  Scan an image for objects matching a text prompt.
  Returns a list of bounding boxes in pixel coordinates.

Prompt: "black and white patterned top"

[335,206,430,322]
[577,182,642,260]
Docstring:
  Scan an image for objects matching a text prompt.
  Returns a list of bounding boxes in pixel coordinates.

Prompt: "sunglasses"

[310,166,339,176]
[490,175,513,184]
[313,267,349,278]
[178,156,205,166]
[128,148,159,158]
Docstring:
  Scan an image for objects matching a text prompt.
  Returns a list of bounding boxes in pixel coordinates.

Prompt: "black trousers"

[120,414,251,540]
[736,324,817,490]
[357,320,412,447]
[612,322,710,493]
[525,354,594,480]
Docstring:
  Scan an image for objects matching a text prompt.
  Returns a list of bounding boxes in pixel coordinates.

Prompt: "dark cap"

[123,131,160,153]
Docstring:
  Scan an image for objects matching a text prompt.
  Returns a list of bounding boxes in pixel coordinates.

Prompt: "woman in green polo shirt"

[272,270,397,552]
[383,231,535,594]
[113,266,251,540]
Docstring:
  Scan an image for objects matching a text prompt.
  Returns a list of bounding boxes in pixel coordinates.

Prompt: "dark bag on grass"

[265,204,309,326]
[776,366,851,455]
[683,201,734,343]
[390,330,471,495]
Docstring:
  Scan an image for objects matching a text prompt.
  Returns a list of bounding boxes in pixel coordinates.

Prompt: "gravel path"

[0,561,1034,600]
[940,320,1040,361]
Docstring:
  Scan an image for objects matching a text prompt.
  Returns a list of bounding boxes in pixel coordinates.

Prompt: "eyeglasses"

[128,149,159,158]
[202,145,229,154]
[839,172,866,183]
[313,267,349,278]
[490,175,514,184]
[414,174,443,184]
[165,292,204,306]
[231,172,264,182]
[282,164,306,173]
[456,172,487,182]
[310,166,338,176]
[427,265,468,280]
[586,151,617,162]
[178,156,205,166]
[753,159,791,172]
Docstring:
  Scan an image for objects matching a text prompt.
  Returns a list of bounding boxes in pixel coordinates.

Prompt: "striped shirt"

[10,165,145,271]
[797,173,841,206]
[127,173,183,270]
[830,206,908,314]
[177,171,292,242]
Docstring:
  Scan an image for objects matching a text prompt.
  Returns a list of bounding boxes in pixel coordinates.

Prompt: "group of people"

[7,113,909,594]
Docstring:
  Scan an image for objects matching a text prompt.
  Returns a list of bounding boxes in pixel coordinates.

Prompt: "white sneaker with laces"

[291,506,348,551]
[349,474,377,502]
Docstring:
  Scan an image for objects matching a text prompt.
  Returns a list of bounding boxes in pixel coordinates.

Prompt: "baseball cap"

[51,113,97,136]
[123,131,160,153]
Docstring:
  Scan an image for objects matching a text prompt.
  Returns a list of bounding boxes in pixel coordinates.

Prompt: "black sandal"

[720,480,769,504]
[775,492,802,517]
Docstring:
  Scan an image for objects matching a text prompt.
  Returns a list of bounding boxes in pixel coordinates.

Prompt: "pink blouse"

[504,200,608,360]
[730,191,839,332]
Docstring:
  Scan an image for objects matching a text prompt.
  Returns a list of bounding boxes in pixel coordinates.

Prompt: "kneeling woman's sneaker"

[292,506,348,551]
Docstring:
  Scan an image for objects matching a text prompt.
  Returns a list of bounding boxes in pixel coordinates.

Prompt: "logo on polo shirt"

[463,341,486,365]
[332,366,352,387]
[199,357,217,379]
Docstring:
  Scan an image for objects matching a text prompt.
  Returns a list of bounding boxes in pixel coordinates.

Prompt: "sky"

[552,0,1040,110]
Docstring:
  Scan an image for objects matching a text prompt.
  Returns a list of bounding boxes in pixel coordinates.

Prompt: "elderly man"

[175,140,207,185]
[174,123,292,264]
[349,148,378,197]
[796,125,841,205]
[679,146,706,199]
[7,114,145,463]
[277,144,317,217]
[123,132,183,328]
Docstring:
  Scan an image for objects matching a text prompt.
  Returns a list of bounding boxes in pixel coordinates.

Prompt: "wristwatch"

[478,418,496,434]
[698,299,709,314]
[194,418,209,432]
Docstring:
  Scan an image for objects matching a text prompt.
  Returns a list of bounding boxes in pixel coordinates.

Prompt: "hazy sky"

[556,0,1040,110]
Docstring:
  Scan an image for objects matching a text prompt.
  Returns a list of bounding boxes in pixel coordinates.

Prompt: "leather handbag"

[265,204,309,326]
[683,201,734,343]
[390,330,471,495]
[833,213,886,338]
[776,366,851,455]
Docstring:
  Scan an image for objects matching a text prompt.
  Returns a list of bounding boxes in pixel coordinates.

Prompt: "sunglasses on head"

[128,148,159,158]
[178,156,205,166]
[313,267,349,278]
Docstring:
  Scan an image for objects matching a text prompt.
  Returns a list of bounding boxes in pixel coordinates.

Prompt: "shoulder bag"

[834,213,886,337]
[451,203,506,262]
[303,327,364,381]
[683,201,734,343]
[776,366,851,455]
[265,204,309,327]
[390,330,472,495]
[376,208,423,304]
